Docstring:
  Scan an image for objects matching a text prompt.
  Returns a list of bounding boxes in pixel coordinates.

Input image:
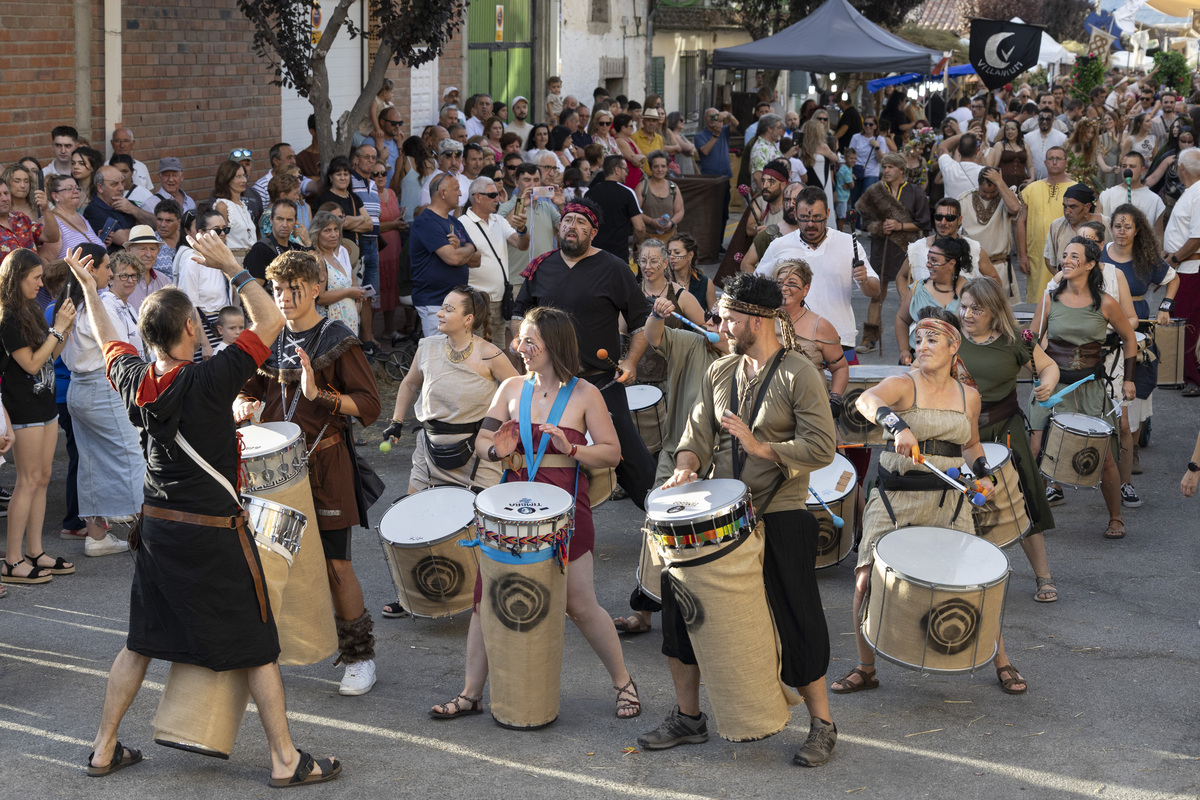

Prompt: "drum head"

[874,527,1008,587]
[645,479,748,522]
[963,442,1011,475]
[1054,412,1112,435]
[240,422,303,455]
[381,487,477,546]
[808,453,857,500]
[626,384,664,411]
[476,482,574,521]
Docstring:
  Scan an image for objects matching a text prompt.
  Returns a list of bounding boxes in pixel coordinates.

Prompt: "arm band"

[480,416,503,432]
[874,405,909,437]
[1159,297,1175,314]
[972,456,996,484]
[1123,356,1137,384]
[315,388,340,412]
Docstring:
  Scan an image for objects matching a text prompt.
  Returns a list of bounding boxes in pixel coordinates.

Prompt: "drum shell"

[584,464,615,510]
[862,529,1008,674]
[152,665,250,758]
[1152,319,1186,388]
[627,385,666,456]
[379,493,479,619]
[636,528,663,602]
[964,447,1029,548]
[239,422,306,493]
[1040,413,1111,488]
[478,542,568,729]
[659,522,798,741]
[807,454,858,569]
[838,366,910,445]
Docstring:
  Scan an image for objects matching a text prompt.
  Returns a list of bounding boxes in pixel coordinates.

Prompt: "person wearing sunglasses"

[460,178,528,346]
[848,115,888,208]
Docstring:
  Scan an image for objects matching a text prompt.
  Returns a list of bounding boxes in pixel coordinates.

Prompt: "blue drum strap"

[519,376,578,482]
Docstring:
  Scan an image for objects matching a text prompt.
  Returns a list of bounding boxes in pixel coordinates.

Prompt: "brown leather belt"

[140,504,269,624]
[311,432,344,453]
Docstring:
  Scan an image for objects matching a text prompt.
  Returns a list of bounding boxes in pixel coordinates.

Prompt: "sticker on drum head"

[920,598,981,655]
[1071,447,1101,477]
[815,516,842,556]
[504,497,549,515]
[670,578,705,629]
[490,573,551,631]
[411,556,465,600]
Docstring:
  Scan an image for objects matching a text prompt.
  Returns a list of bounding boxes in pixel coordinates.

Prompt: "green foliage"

[718,0,925,41]
[1152,50,1190,95]
[1064,54,1105,104]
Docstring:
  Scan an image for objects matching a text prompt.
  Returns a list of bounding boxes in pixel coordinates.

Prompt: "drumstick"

[1037,374,1096,409]
[669,312,721,344]
[915,453,987,506]
[837,443,868,449]
[595,349,621,371]
[808,488,845,528]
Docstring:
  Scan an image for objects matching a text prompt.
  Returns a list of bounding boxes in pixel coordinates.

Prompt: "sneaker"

[637,707,709,750]
[1131,447,1142,475]
[793,717,838,767]
[361,341,384,361]
[382,601,410,619]
[0,486,11,503]
[1045,485,1065,506]
[85,533,129,557]
[1120,483,1142,508]
[339,659,377,696]
[60,528,88,540]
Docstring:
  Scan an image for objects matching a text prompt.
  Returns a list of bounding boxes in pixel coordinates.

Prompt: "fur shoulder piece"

[258,318,361,383]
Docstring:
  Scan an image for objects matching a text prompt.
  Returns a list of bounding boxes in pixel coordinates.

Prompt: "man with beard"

[1028,109,1068,180]
[1099,152,1165,235]
[895,196,1000,299]
[512,198,657,508]
[1017,146,1074,301]
[739,164,796,274]
[637,271,838,768]
[957,167,1024,306]
[854,153,930,351]
[505,95,534,144]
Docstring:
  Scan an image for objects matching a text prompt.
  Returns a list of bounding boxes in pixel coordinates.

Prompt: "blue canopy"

[866,64,976,94]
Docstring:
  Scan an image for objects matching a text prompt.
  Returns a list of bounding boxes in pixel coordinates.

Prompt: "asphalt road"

[1,265,1198,800]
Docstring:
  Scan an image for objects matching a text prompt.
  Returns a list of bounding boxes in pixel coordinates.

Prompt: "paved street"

[1,271,1198,800]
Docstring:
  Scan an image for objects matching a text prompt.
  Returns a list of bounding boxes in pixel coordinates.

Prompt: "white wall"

[652,29,750,114]
[281,2,365,151]
[557,0,647,103]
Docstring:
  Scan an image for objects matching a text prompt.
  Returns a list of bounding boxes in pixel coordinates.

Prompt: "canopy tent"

[711,0,941,73]
[1009,17,1076,66]
[865,64,976,94]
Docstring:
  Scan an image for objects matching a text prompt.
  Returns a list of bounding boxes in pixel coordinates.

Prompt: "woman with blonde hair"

[800,119,838,226]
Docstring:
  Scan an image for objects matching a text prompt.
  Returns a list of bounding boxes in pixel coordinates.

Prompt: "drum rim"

[863,636,1001,675]
[626,384,665,408]
[808,453,858,503]
[475,482,574,519]
[872,529,1011,590]
[961,442,1012,473]
[645,478,750,522]
[379,486,478,546]
[239,420,304,454]
[1049,412,1113,435]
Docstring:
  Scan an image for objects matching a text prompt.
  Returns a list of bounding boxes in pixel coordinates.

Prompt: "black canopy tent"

[711,0,941,74]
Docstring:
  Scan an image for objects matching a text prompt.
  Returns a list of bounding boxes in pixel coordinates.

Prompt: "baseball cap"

[158,157,183,173]
[443,86,460,97]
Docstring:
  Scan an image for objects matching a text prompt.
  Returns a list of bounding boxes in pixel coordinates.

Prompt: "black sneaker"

[792,717,837,767]
[361,341,384,360]
[1120,483,1142,508]
[0,486,10,503]
[1045,485,1065,506]
[637,707,708,750]
[382,601,410,619]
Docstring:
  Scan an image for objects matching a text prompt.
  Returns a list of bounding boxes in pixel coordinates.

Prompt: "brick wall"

[0,0,83,156]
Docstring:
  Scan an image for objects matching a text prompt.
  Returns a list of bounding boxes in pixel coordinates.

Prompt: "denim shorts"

[12,416,58,430]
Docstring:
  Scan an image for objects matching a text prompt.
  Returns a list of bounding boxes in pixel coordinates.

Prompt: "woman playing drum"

[957,277,1061,602]
[1029,237,1140,540]
[430,306,640,720]
[832,308,1028,696]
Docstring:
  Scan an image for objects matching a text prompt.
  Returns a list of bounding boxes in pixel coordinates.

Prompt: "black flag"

[969,19,1043,91]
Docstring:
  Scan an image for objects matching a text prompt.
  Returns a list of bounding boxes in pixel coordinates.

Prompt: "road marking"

[34,604,126,623]
[0,651,165,691]
[23,753,83,769]
[0,703,50,718]
[0,720,91,747]
[0,641,100,661]
[0,609,126,636]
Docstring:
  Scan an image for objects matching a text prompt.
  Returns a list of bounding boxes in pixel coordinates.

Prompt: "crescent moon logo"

[984,32,1015,69]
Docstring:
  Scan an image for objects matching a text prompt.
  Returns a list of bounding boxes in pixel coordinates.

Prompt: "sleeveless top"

[1045,297,1108,349]
[998,146,1028,189]
[319,251,359,330]
[639,180,678,242]
[907,280,962,349]
[880,375,970,478]
[413,334,497,425]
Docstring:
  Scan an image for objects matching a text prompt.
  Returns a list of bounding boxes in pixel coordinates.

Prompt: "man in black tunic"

[69,235,340,787]
[512,198,656,506]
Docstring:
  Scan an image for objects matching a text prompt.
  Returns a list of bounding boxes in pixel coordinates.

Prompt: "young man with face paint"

[235,251,382,696]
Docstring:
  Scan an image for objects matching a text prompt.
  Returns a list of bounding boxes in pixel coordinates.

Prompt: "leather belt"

[140,504,269,624]
[1130,294,1145,302]
[311,432,344,453]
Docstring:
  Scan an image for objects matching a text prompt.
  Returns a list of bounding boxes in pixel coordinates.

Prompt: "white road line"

[0,609,126,635]
[34,604,127,622]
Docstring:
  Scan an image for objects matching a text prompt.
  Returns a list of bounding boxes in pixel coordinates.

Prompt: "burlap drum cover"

[584,464,615,510]
[1040,413,1111,489]
[1154,319,1186,388]
[660,522,798,742]
[152,664,251,758]
[479,549,568,729]
[379,489,480,618]
[249,472,338,665]
[636,527,663,602]
[862,528,1009,674]
[967,446,1030,548]
[627,385,665,455]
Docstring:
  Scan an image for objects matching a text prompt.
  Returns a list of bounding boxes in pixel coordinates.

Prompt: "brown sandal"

[831,665,879,694]
[614,678,641,719]
[1104,519,1126,539]
[429,693,483,719]
[1034,576,1058,603]
[995,663,1027,694]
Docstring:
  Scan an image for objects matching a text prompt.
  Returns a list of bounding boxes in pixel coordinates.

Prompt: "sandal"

[830,665,879,694]
[26,552,75,575]
[995,663,1028,695]
[86,741,143,777]
[268,749,341,788]
[1034,576,1058,603]
[429,693,483,719]
[612,614,652,635]
[614,678,641,719]
[381,601,410,619]
[1104,519,1126,540]
[1,560,52,585]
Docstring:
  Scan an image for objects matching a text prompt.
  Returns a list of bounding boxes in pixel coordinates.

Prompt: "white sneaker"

[339,659,377,696]
[85,533,129,557]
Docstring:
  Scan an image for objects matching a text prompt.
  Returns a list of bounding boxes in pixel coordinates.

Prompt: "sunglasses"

[383,118,404,126]
[476,191,500,199]
[864,122,876,126]
[933,213,959,222]
[230,149,252,160]
[441,151,461,158]
[815,116,828,121]
[205,226,232,235]
[371,171,387,178]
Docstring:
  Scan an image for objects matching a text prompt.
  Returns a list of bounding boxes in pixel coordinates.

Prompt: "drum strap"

[875,466,966,527]
[519,376,578,482]
[730,349,787,512]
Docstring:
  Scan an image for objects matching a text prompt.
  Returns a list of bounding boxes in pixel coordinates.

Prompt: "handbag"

[469,217,516,319]
[422,420,481,470]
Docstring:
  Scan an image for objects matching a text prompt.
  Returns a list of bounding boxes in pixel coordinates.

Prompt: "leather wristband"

[570,442,578,458]
[875,405,909,436]
[1188,461,1200,473]
[1123,356,1137,384]
[315,388,340,412]
[487,445,499,462]
[1159,297,1175,314]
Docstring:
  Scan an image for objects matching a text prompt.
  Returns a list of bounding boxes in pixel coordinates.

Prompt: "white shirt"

[215,198,257,250]
[461,208,517,299]
[1028,129,1068,180]
[417,170,471,209]
[175,245,232,313]
[155,187,196,215]
[947,107,974,130]
[1098,184,1166,227]
[125,184,159,213]
[130,158,153,192]
[1021,117,1070,135]
[755,229,879,347]
[251,170,314,207]
[906,235,983,285]
[1163,180,1200,275]
[465,117,485,139]
[937,154,984,202]
[64,290,138,374]
[849,134,889,177]
[506,120,535,145]
[786,157,808,182]
[101,292,146,358]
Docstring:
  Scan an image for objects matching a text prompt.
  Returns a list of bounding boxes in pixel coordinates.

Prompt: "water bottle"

[659,213,671,230]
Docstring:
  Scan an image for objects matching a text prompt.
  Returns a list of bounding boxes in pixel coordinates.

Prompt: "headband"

[562,203,598,232]
[915,317,961,346]
[719,296,799,352]
[762,167,787,184]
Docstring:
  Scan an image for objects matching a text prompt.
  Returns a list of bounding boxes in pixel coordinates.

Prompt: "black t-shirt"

[586,180,643,262]
[837,105,863,152]
[514,249,651,374]
[0,314,58,424]
[313,190,365,246]
[244,237,310,284]
[549,125,573,152]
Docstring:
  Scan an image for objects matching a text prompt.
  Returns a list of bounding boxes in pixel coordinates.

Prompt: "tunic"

[1027,300,1119,437]
[105,331,280,670]
[1020,180,1071,303]
[240,319,382,531]
[651,326,720,484]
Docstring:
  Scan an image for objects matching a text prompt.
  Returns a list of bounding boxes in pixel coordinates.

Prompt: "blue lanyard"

[519,376,578,482]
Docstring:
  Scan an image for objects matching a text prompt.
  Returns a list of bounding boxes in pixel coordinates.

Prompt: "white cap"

[443,86,460,97]
[513,95,528,106]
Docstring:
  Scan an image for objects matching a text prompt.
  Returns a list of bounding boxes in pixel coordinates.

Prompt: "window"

[590,0,609,24]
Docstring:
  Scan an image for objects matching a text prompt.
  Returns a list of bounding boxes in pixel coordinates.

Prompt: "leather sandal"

[86,741,143,777]
[429,693,483,719]
[1,560,52,585]
[268,749,341,788]
[995,663,1027,695]
[1034,576,1058,603]
[831,665,879,694]
[26,552,75,575]
[1104,518,1126,539]
[614,678,641,719]
[613,614,652,635]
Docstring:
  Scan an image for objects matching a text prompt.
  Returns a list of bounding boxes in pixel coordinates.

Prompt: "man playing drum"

[236,252,383,696]
[71,238,340,786]
[642,272,840,768]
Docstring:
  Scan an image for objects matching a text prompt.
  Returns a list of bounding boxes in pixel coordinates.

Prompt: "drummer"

[774,260,848,412]
[832,308,1029,696]
[644,272,839,768]
[1028,237,1140,540]
[236,252,383,697]
[956,277,1061,603]
[431,306,640,720]
[71,239,340,786]
[633,239,708,384]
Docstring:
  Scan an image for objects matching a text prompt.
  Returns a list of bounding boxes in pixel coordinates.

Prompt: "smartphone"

[362,285,377,298]
[98,217,119,242]
[514,196,526,216]
[531,186,555,201]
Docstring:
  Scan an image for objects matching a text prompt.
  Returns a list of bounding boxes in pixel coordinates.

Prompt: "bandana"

[762,167,787,184]
[719,295,798,352]
[915,317,961,346]
[562,203,598,232]
[1063,183,1095,205]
